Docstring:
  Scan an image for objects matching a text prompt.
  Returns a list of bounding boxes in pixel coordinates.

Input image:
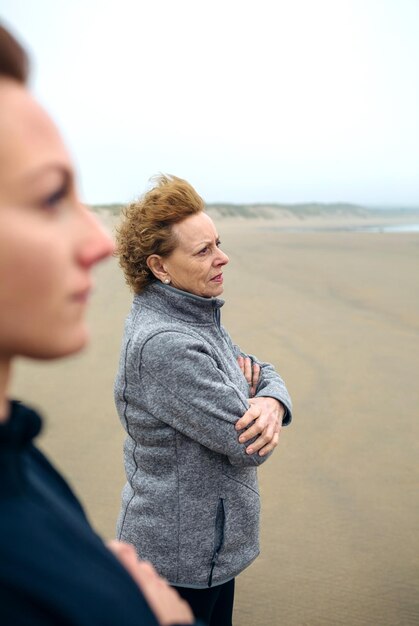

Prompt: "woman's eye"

[216,240,221,247]
[43,183,69,209]
[198,246,209,255]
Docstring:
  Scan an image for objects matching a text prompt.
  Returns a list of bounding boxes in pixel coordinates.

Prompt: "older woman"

[0,24,196,626]
[115,175,293,625]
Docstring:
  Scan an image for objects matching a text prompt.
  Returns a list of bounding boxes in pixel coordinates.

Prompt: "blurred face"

[163,212,229,298]
[0,79,114,360]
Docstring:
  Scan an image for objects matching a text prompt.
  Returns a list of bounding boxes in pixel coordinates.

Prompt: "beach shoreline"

[12,213,419,626]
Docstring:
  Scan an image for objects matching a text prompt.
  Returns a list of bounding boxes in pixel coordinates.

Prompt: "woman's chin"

[22,327,91,360]
[211,284,224,297]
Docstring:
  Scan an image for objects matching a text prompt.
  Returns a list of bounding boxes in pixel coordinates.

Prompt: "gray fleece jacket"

[114,281,292,588]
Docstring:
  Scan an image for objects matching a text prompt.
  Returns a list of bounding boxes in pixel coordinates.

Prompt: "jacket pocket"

[208,498,225,587]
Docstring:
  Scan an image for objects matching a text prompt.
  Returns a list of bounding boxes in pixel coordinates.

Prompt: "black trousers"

[175,579,235,626]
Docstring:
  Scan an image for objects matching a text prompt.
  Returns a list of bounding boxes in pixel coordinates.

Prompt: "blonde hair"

[116,174,205,294]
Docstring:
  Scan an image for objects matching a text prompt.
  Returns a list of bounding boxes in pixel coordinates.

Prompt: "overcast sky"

[2,0,419,206]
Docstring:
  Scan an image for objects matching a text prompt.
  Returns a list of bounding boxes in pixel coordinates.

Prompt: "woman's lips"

[211,274,223,283]
[71,286,92,303]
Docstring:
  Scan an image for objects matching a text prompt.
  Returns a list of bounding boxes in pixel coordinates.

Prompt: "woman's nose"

[215,248,229,266]
[77,206,115,268]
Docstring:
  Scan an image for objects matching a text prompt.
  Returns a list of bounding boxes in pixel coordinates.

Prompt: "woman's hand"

[237,355,260,397]
[235,397,285,457]
[107,540,194,625]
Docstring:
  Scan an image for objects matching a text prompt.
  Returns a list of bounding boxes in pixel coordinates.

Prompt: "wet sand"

[12,214,419,625]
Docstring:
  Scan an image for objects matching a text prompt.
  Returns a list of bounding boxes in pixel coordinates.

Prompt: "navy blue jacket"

[0,401,194,626]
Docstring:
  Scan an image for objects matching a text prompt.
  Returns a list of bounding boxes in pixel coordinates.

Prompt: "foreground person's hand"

[235,397,285,457]
[237,355,261,397]
[107,541,194,625]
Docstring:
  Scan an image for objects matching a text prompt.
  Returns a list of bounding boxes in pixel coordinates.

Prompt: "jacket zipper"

[212,300,221,330]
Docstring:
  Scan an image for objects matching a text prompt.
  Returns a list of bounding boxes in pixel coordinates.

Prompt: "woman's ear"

[146,255,169,283]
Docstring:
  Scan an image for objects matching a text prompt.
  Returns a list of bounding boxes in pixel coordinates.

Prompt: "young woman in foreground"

[0,24,197,626]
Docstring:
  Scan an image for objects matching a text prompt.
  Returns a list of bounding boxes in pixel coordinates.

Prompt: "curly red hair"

[116,174,205,294]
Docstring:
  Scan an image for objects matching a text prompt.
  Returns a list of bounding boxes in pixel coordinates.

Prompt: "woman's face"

[163,212,229,298]
[0,79,114,360]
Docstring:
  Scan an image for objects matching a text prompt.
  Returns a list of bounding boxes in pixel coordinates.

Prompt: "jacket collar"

[0,401,42,494]
[134,281,224,326]
[0,401,42,449]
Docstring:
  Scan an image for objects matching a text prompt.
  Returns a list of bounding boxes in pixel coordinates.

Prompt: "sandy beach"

[12,210,419,625]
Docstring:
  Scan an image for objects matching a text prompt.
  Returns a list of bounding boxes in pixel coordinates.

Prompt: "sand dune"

[12,212,419,625]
